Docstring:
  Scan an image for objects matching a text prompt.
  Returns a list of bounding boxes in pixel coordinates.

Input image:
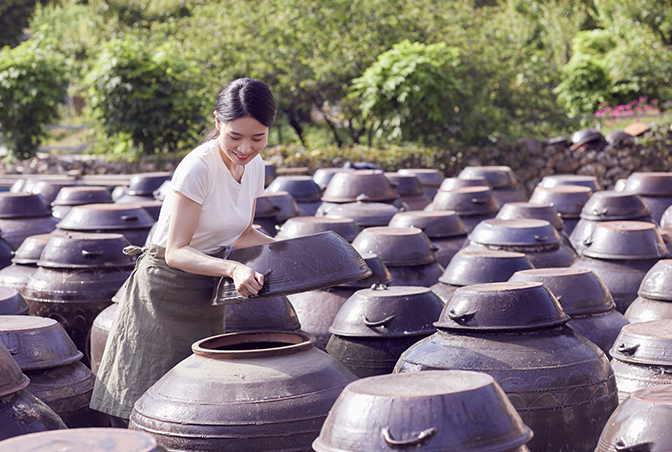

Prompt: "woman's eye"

[253,138,262,142]
[227,135,241,141]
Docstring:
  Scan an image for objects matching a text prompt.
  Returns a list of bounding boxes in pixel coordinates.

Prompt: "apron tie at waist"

[123,245,146,256]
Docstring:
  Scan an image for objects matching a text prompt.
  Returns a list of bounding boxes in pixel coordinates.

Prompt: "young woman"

[90,78,276,424]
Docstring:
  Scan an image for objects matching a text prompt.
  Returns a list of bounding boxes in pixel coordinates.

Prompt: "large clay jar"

[0,340,66,440]
[0,316,107,427]
[254,191,301,237]
[351,226,444,287]
[609,320,672,402]
[510,267,629,358]
[571,221,668,313]
[463,218,577,268]
[312,168,354,191]
[430,249,534,304]
[321,169,398,204]
[458,165,527,206]
[569,190,653,254]
[51,186,114,219]
[529,185,593,235]
[317,197,401,228]
[287,254,392,351]
[496,201,574,250]
[266,175,323,216]
[440,176,490,191]
[0,234,50,292]
[539,174,600,191]
[0,428,168,452]
[623,172,672,224]
[626,260,672,323]
[596,384,672,452]
[223,295,301,333]
[426,186,499,233]
[384,172,432,211]
[388,211,468,267]
[395,281,619,452]
[21,233,135,365]
[397,168,444,199]
[130,330,358,452]
[0,193,59,250]
[275,216,360,242]
[0,288,28,316]
[314,370,533,452]
[326,285,443,378]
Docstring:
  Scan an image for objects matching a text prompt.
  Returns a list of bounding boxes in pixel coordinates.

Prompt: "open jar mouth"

[192,331,315,359]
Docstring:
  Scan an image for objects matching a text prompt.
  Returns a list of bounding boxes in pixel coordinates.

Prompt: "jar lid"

[638,259,672,301]
[580,190,651,221]
[275,216,360,242]
[51,186,114,206]
[254,191,300,221]
[0,428,165,452]
[430,186,499,216]
[351,226,436,266]
[435,281,569,331]
[384,172,425,196]
[30,180,79,204]
[329,285,443,337]
[624,172,672,196]
[440,177,490,191]
[397,168,444,187]
[322,170,398,203]
[266,175,323,202]
[539,175,600,191]
[312,168,355,190]
[0,192,52,218]
[338,253,393,288]
[0,339,29,397]
[510,267,615,315]
[468,218,561,247]
[126,171,173,196]
[571,128,603,146]
[610,320,672,365]
[388,211,467,238]
[56,203,156,230]
[582,221,668,260]
[439,249,534,286]
[458,166,519,189]
[496,202,565,230]
[322,199,400,227]
[0,315,83,370]
[11,233,52,264]
[528,185,592,217]
[37,232,135,268]
[0,287,28,316]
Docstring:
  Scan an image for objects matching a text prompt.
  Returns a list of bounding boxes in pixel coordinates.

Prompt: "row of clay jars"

[0,428,165,451]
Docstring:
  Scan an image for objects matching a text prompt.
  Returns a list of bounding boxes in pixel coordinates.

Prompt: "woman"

[90,78,276,425]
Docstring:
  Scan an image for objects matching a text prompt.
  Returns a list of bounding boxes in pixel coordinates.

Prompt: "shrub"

[0,39,69,160]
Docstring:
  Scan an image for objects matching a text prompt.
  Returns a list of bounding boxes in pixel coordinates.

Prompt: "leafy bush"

[85,37,205,156]
[0,39,69,159]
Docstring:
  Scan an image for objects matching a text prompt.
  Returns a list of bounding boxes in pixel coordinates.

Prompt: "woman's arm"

[164,192,265,297]
[232,199,276,249]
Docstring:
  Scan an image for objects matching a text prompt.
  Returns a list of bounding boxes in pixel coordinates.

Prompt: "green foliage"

[350,40,468,145]
[84,37,205,156]
[0,0,39,48]
[0,39,69,159]
[554,48,611,116]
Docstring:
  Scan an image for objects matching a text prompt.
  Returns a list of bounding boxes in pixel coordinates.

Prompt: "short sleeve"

[171,154,210,205]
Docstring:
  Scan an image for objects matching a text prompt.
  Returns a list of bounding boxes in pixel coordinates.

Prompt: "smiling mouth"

[232,150,251,160]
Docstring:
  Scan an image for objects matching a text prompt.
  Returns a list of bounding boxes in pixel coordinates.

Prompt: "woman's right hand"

[231,263,265,297]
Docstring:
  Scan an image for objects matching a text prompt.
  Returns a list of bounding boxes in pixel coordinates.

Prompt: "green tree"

[0,39,69,159]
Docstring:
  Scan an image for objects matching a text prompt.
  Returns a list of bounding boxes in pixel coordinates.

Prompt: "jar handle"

[616,343,639,356]
[471,198,487,204]
[534,235,548,242]
[363,314,396,328]
[121,215,139,222]
[447,309,475,325]
[382,427,438,448]
[615,440,653,452]
[81,250,104,259]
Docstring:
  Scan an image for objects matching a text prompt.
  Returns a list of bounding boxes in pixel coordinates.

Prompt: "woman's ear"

[214,111,220,130]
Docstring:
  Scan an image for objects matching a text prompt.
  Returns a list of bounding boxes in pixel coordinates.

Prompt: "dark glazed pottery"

[626,260,672,323]
[384,172,432,211]
[125,172,173,196]
[457,165,526,205]
[0,428,168,452]
[318,198,401,228]
[509,267,629,357]
[313,370,533,452]
[30,180,79,204]
[426,186,499,232]
[130,331,358,452]
[623,172,672,224]
[312,168,354,191]
[275,216,360,242]
[0,193,59,250]
[212,231,371,304]
[610,320,672,402]
[528,185,593,235]
[397,168,444,199]
[322,169,398,203]
[223,295,301,332]
[539,174,600,191]
[266,175,324,216]
[0,288,29,316]
[439,176,489,191]
[254,191,301,236]
[395,281,619,452]
[596,384,672,452]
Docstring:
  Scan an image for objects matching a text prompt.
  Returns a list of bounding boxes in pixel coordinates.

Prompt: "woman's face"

[216,115,269,168]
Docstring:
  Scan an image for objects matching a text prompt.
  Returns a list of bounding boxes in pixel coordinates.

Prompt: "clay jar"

[0,288,28,316]
[397,168,444,199]
[321,169,398,204]
[496,201,573,250]
[0,193,59,250]
[312,168,354,191]
[51,186,114,219]
[0,428,167,452]
[287,254,392,351]
[539,174,600,191]
[609,320,672,402]
[626,260,672,323]
[0,340,66,441]
[384,172,432,211]
[253,191,300,237]
[266,175,323,216]
[317,197,401,228]
[130,331,358,452]
[596,384,672,452]
[313,370,533,452]
[0,233,50,292]
[426,186,498,233]
[457,165,527,205]
[463,218,577,268]
[21,233,135,365]
[571,221,668,313]
[509,268,629,358]
[223,295,301,333]
[623,172,672,224]
[528,185,593,235]
[569,190,653,254]
[388,211,468,267]
[431,249,534,304]
[275,216,360,242]
[0,316,107,428]
[326,285,444,377]
[351,226,444,287]
[395,281,619,452]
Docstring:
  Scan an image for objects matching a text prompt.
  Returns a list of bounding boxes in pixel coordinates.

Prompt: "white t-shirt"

[150,140,265,254]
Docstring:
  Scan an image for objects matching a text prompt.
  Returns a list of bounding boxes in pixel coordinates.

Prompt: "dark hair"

[201,78,275,143]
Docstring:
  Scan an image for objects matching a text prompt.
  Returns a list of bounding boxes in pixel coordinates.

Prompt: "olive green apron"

[90,243,226,419]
